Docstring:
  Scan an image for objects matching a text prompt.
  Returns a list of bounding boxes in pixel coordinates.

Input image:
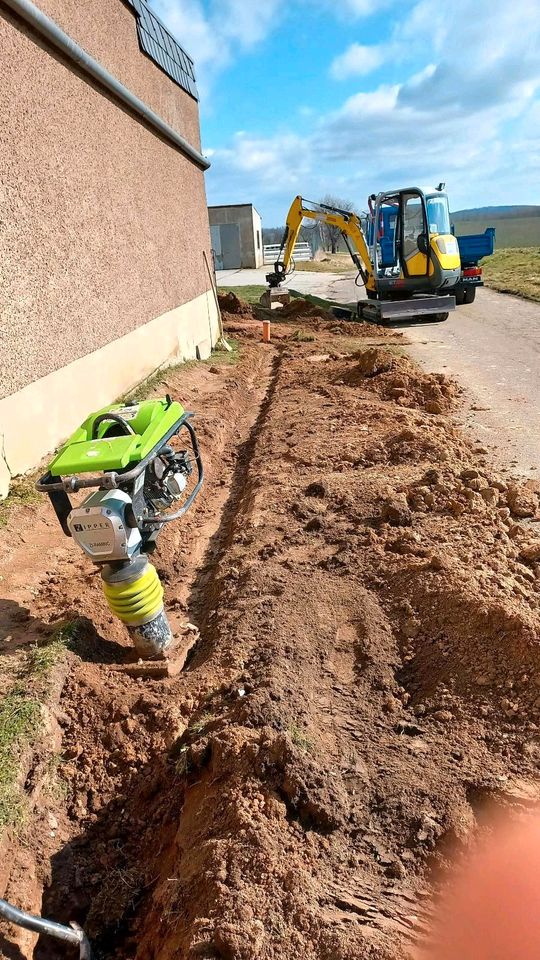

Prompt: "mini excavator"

[267,185,461,323]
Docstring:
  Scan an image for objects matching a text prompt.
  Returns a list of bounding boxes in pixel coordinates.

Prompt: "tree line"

[262,195,357,254]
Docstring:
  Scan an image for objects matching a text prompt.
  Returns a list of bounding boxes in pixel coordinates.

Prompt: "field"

[482,247,540,302]
[293,252,354,273]
[453,216,540,248]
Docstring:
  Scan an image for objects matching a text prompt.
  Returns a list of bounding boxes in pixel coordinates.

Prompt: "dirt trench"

[2,308,540,960]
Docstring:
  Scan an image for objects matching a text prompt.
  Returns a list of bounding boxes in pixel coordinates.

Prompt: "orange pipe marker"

[262,319,271,343]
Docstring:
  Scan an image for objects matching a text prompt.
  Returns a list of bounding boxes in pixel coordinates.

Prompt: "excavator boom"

[266,196,376,294]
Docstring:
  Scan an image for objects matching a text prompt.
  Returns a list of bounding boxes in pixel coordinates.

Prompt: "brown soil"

[222,296,400,342]
[2,296,540,960]
[217,291,254,316]
[280,297,336,322]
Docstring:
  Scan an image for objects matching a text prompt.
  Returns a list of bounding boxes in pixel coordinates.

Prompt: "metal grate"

[128,0,198,100]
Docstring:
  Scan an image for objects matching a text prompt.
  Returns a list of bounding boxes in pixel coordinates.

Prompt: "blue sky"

[152,0,540,226]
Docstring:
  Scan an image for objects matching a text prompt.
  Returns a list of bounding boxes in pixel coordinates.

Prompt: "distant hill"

[451,205,540,221]
[451,206,540,248]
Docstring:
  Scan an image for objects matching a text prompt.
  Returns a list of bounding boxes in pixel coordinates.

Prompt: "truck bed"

[456,228,496,266]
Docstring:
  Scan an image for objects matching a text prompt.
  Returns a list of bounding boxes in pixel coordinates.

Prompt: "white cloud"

[216,0,284,46]
[151,0,284,95]
[330,43,387,79]
[315,0,397,19]
[152,0,400,95]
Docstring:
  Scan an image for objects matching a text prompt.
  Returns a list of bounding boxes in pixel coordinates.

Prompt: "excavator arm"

[266,196,377,295]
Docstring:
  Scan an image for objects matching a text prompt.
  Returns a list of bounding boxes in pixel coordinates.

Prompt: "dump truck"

[453,227,496,304]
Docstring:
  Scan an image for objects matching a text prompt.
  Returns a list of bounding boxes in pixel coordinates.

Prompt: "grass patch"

[482,247,540,302]
[27,619,79,680]
[190,711,213,735]
[0,691,41,828]
[289,724,315,754]
[290,330,315,342]
[0,620,77,830]
[218,284,266,305]
[0,474,41,527]
[211,336,240,365]
[174,745,191,777]
[453,216,540,249]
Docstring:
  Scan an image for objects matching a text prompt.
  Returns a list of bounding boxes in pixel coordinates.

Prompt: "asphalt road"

[396,288,540,478]
[217,268,540,478]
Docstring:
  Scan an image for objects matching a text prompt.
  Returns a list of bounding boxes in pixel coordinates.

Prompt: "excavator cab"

[369,186,460,297]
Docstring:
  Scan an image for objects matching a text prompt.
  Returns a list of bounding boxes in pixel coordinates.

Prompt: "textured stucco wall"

[0,0,213,400]
[208,205,260,268]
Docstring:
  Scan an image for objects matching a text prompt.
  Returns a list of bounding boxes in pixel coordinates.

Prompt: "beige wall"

[0,0,218,494]
[252,207,263,268]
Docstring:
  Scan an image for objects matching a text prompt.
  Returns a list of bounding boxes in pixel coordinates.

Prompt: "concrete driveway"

[216,267,359,300]
[403,287,540,479]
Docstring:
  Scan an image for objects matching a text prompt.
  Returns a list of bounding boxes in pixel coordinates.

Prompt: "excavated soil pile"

[340,348,460,414]
[279,298,336,322]
[217,291,254,316]
[219,292,400,340]
[2,332,540,960]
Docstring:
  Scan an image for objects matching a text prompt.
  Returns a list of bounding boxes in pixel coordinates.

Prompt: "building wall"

[0,0,219,496]
[252,207,263,268]
[208,205,263,269]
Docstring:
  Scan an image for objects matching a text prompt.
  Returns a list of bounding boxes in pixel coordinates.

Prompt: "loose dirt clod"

[217,290,253,315]
[2,303,540,960]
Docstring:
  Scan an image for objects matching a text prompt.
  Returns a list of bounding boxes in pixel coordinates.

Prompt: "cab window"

[426,197,450,235]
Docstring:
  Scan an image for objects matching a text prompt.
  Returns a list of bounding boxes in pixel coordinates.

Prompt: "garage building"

[209,204,263,270]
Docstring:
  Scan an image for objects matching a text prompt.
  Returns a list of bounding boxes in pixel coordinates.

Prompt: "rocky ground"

[2,296,540,960]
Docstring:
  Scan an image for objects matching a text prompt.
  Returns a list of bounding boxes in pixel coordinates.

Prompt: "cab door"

[400,192,430,278]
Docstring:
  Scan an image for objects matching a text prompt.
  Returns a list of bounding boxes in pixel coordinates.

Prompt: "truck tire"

[464,287,476,304]
[454,288,466,306]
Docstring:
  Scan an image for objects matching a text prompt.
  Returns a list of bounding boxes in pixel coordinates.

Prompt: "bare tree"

[262,226,284,245]
[263,223,318,255]
[318,194,357,253]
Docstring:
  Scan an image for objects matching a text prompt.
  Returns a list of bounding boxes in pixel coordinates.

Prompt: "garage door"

[211,223,241,270]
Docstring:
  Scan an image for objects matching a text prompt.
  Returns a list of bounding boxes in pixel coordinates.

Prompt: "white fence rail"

[263,242,312,264]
